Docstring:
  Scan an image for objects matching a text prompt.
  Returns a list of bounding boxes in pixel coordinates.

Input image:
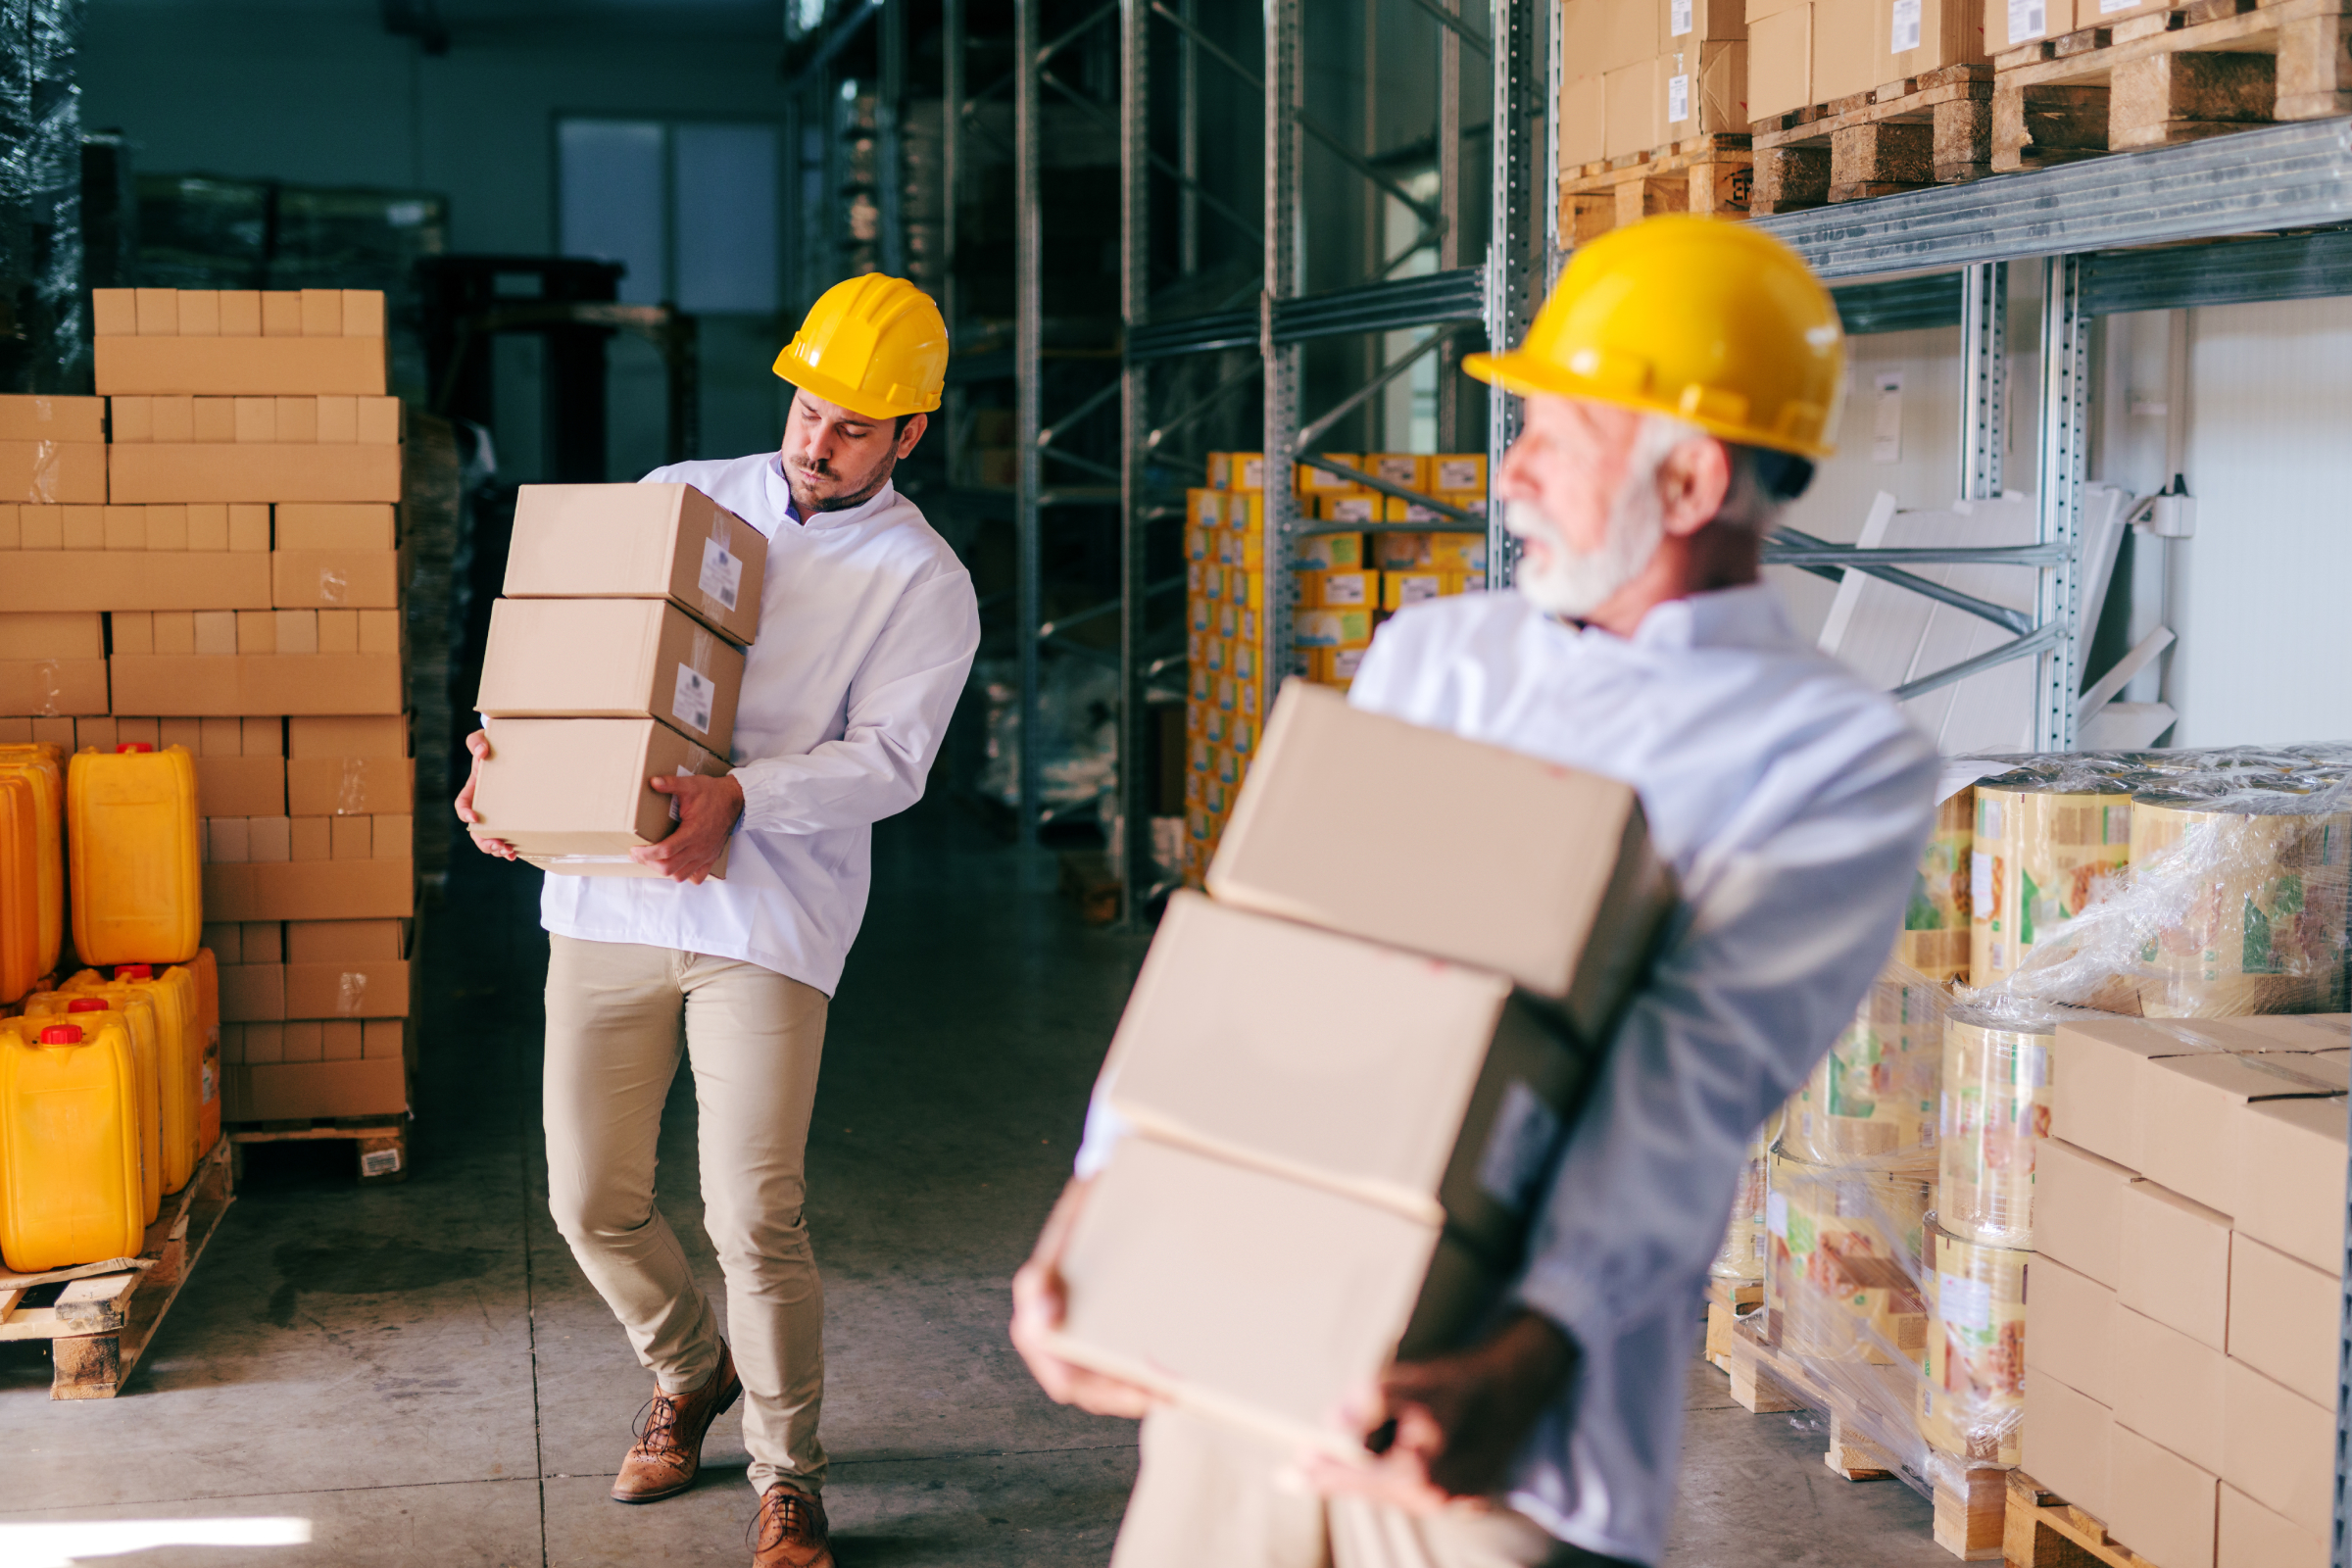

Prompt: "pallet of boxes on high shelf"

[78,285,420,1183]
[1701,743,2352,1567]
[1180,451,1491,890]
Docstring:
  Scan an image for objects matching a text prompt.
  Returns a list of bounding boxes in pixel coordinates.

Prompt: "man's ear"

[896,412,928,458]
[1658,436,1732,539]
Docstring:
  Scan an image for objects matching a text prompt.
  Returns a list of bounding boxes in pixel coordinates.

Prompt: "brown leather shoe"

[750,1483,835,1568]
[610,1342,742,1503]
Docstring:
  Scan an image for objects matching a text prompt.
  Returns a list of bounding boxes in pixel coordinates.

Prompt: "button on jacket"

[537,454,981,997]
[1345,585,1936,1564]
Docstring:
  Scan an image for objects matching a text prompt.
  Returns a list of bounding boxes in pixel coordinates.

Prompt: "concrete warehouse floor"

[3,792,1959,1567]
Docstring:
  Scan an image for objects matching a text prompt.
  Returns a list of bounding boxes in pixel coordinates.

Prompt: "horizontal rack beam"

[1126,267,1486,362]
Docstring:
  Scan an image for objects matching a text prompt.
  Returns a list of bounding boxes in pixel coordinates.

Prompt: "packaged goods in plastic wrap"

[1916,1218,2028,1466]
[2127,792,2351,1018]
[1937,1004,2054,1250]
[1784,962,1947,1171]
[1899,790,1974,982]
[1970,771,2134,987]
[1764,1148,1931,1366]
[1710,1108,1781,1283]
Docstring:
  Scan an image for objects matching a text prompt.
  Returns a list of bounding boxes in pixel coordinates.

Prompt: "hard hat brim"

[772,349,941,422]
[1462,347,1837,462]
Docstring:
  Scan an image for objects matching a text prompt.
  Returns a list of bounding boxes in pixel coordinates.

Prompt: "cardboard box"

[1051,1134,1499,1456]
[2051,1014,2230,1169]
[271,546,408,610]
[2034,1136,2137,1287]
[1663,41,1747,137]
[1207,682,1675,1049]
[2021,1373,2112,1524]
[225,1055,407,1121]
[1607,0,1663,68]
[1813,0,1877,103]
[1748,5,1813,118]
[285,755,413,816]
[0,550,272,611]
[275,503,397,551]
[201,858,416,921]
[0,396,105,443]
[2115,1303,2227,1472]
[1102,892,1593,1262]
[2139,1052,2343,1214]
[0,657,106,715]
[1560,73,1608,169]
[1988,0,2073,51]
[220,963,287,1022]
[2220,1483,2328,1568]
[2108,1424,2219,1568]
[285,959,411,1018]
[468,716,732,874]
[0,441,106,505]
[1667,0,1748,40]
[286,918,408,963]
[2223,1358,2333,1540]
[110,653,405,715]
[289,714,408,759]
[2232,1097,2348,1272]
[504,483,767,647]
[92,335,388,397]
[108,443,403,505]
[2228,1235,2338,1409]
[2118,1178,2231,1351]
[1604,58,1665,158]
[476,597,748,752]
[193,755,287,817]
[1877,0,1984,81]
[2024,1252,2116,1406]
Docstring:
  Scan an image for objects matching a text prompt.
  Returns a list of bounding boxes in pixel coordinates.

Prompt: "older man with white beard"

[1010,217,1940,1568]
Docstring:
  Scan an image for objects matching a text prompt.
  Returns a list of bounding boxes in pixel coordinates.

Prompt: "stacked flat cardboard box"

[1561,0,1750,166]
[1183,453,1489,889]
[28,287,418,1125]
[2021,1013,2351,1568]
[1053,682,1676,1449]
[466,483,765,876]
[1744,0,1984,122]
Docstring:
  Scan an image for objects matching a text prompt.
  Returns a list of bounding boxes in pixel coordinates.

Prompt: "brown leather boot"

[610,1342,742,1503]
[750,1483,835,1568]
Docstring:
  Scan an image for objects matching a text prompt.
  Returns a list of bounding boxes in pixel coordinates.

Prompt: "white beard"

[1506,483,1665,620]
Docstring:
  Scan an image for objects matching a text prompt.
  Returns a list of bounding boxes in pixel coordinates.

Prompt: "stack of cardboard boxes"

[1054,683,1676,1446]
[464,483,765,876]
[1182,453,1488,888]
[2023,1013,2351,1568]
[1561,0,1751,165]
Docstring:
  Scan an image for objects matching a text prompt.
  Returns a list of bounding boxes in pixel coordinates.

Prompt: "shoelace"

[630,1394,686,1458]
[749,1488,818,1552]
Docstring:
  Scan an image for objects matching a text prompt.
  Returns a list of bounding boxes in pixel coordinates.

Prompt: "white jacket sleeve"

[1512,726,1938,1348]
[731,569,981,835]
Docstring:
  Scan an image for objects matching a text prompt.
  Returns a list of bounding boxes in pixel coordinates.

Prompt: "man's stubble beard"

[787,445,899,515]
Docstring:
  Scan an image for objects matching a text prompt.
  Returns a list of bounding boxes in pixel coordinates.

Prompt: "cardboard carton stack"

[1052,682,1677,1450]
[31,288,418,1126]
[1182,453,1489,888]
[2021,1013,2351,1568]
[1561,0,1750,166]
[465,483,765,877]
[1743,0,1984,123]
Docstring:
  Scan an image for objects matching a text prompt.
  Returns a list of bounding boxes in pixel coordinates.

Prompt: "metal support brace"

[1014,0,1043,844]
[1960,261,2007,501]
[1117,0,1154,919]
[2034,255,2089,752]
[1485,0,1543,587]
[1766,527,2035,636]
[1262,0,1303,686]
[1294,326,1461,454]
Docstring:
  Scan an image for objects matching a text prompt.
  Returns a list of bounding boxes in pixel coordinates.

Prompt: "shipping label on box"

[1877,0,1984,80]
[472,715,732,876]
[505,483,767,647]
[1989,0,2071,50]
[1663,41,1747,137]
[477,597,748,752]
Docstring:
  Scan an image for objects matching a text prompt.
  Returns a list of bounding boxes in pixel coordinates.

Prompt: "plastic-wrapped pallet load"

[1764,1147,1932,1366]
[1936,1003,2056,1250]
[1708,1109,1778,1285]
[1916,1217,2028,1466]
[1783,961,1946,1171]
[1898,789,1973,983]
[1970,767,2135,987]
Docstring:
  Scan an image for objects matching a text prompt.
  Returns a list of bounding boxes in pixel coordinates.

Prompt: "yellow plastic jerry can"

[0,774,38,1004]
[175,952,222,1156]
[67,743,201,968]
[67,965,201,1189]
[0,743,66,982]
[0,1010,146,1273]
[22,990,164,1224]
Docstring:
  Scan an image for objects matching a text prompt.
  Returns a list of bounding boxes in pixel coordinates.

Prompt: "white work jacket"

[537,454,980,997]
[1075,582,1935,1565]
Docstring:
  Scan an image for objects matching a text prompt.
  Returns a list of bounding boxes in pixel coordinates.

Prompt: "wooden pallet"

[2001,1470,2161,1567]
[0,1140,234,1399]
[229,1114,409,1183]
[1992,0,2352,172]
[1714,1310,2009,1560]
[1748,66,1997,212]
[1560,134,1753,245]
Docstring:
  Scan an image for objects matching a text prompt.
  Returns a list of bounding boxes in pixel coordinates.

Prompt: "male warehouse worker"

[458,274,980,1568]
[1010,216,1939,1567]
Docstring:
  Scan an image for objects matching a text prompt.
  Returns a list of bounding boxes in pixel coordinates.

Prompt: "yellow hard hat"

[772,273,948,420]
[1464,216,1845,459]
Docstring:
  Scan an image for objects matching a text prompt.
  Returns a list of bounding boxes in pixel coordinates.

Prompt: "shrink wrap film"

[1764,1147,1931,1366]
[1970,771,2134,987]
[2127,792,2350,1018]
[1784,961,1947,1172]
[1898,789,1973,981]
[1710,1106,1782,1283]
[1936,1004,2054,1250]
[1915,1218,2028,1467]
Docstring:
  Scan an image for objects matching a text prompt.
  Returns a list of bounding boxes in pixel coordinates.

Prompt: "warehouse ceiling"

[95,0,791,41]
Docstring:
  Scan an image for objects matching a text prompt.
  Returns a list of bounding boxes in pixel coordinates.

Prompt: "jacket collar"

[763,455,900,532]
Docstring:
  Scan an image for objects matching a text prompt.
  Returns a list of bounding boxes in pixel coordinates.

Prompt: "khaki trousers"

[1112,1409,1625,1568]
[543,935,830,1495]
